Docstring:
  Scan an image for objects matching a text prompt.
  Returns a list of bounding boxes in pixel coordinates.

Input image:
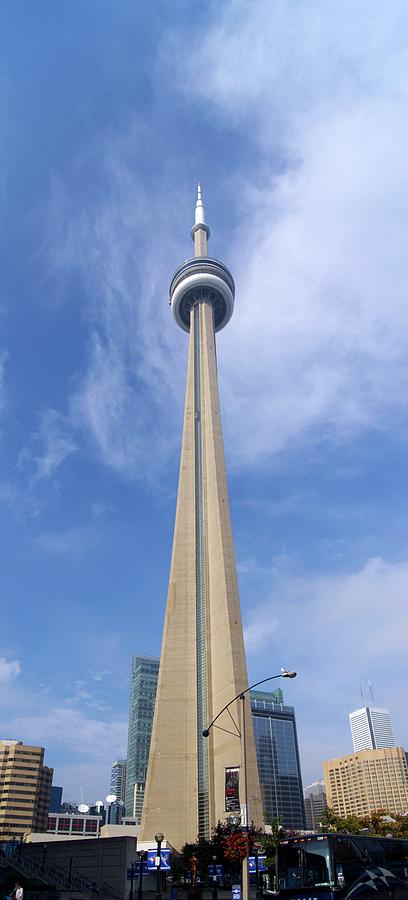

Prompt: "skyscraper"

[125,655,159,821]
[349,706,395,752]
[250,690,305,829]
[110,759,127,823]
[304,780,327,831]
[0,740,53,839]
[140,188,262,849]
[111,759,127,804]
[324,747,408,818]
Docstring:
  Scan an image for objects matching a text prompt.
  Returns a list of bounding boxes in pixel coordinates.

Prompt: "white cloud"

[20,3,408,483]
[166,1,408,467]
[9,706,127,762]
[244,554,408,782]
[0,657,21,684]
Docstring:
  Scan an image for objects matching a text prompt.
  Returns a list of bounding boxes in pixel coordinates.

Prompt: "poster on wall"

[225,766,240,811]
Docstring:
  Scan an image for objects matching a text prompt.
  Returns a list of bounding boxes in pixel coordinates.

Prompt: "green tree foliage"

[257,817,286,882]
[320,806,408,838]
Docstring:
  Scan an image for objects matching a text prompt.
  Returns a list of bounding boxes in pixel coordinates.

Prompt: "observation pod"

[169,257,235,333]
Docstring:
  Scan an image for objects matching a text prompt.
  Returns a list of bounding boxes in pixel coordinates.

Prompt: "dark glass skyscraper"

[251,689,305,829]
[125,655,159,821]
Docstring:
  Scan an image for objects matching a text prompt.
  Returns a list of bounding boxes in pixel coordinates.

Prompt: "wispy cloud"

[19,408,77,482]
[35,149,187,482]
[0,657,21,684]
[0,350,7,420]
[34,523,100,555]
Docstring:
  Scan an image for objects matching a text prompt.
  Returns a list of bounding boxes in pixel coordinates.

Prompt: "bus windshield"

[278,839,333,890]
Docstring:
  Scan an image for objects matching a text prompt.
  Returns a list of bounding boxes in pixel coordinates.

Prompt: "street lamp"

[137,850,147,900]
[203,671,297,900]
[212,854,218,900]
[129,861,136,900]
[154,832,164,900]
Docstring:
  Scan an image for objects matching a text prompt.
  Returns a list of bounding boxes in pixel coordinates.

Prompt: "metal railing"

[0,842,101,895]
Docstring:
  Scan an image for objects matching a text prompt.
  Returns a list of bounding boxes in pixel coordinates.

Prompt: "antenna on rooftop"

[359,681,364,704]
[368,679,375,703]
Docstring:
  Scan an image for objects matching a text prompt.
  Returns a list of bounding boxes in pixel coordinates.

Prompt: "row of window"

[0,814,32,820]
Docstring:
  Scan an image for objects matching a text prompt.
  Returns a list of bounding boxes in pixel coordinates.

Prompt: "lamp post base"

[242,858,249,900]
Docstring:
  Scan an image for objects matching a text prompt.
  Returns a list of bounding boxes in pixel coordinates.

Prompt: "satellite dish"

[106,794,117,804]
[78,804,90,814]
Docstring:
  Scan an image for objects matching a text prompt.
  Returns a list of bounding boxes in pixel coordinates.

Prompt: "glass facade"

[125,655,159,820]
[251,690,305,829]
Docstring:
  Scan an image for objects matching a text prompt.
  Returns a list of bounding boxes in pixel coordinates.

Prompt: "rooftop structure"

[349,706,395,752]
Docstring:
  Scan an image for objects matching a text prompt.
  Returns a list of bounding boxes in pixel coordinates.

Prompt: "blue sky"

[1,0,408,804]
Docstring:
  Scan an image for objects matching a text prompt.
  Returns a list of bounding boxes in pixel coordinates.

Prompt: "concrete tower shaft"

[140,188,262,849]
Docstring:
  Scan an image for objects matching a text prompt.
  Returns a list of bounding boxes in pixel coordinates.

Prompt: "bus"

[275,833,408,898]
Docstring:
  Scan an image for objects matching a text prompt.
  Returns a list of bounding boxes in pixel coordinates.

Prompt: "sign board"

[225,767,240,812]
[147,848,171,871]
[240,803,247,827]
[128,861,149,878]
[248,856,267,873]
[208,865,223,877]
[232,884,241,900]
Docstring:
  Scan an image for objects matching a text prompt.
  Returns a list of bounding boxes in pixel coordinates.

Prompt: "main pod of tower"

[140,186,262,850]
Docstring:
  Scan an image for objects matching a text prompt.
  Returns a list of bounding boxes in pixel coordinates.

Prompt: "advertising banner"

[248,856,267,873]
[147,848,171,870]
[225,767,240,811]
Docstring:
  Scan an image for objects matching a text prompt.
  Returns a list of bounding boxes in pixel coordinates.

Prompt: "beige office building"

[140,188,262,850]
[0,740,53,839]
[324,747,408,818]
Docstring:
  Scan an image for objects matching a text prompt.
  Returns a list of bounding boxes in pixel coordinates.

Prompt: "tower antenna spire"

[191,182,210,257]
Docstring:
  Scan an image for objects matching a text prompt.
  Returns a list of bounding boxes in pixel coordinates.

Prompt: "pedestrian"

[13,883,23,900]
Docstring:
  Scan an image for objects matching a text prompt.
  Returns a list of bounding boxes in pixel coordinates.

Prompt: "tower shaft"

[140,190,262,848]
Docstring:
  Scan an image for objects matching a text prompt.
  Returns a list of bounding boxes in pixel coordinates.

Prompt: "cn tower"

[140,187,262,849]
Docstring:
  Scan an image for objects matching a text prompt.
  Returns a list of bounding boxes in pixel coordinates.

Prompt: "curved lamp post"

[203,671,297,900]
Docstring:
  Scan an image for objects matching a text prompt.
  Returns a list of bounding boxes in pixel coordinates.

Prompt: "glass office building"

[125,655,159,821]
[251,689,305,829]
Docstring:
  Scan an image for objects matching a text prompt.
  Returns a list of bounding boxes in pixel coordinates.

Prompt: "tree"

[320,806,408,839]
[257,818,286,890]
